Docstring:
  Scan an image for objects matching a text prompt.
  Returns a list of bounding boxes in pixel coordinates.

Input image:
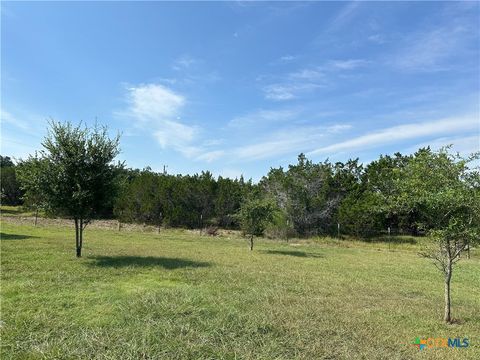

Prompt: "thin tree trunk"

[80,218,84,255]
[157,224,161,234]
[75,218,81,257]
[444,261,452,323]
[250,235,254,251]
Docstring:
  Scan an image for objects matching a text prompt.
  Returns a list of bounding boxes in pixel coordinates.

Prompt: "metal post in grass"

[286,219,289,243]
[34,207,39,226]
[157,212,162,234]
[388,226,391,251]
[337,223,340,238]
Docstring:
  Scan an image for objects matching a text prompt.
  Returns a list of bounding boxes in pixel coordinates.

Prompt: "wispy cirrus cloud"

[288,68,324,81]
[229,108,299,127]
[0,107,49,137]
[367,34,386,44]
[392,24,474,72]
[405,135,480,156]
[0,109,30,131]
[308,115,479,156]
[279,54,297,62]
[233,123,352,161]
[261,58,369,101]
[326,1,362,33]
[329,59,370,70]
[263,83,323,101]
[159,55,220,86]
[0,108,49,159]
[172,54,197,71]
[196,150,225,162]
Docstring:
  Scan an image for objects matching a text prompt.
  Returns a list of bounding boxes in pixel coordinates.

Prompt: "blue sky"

[1,1,479,180]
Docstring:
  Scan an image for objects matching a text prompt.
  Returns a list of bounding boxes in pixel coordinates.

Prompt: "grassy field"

[1,218,479,359]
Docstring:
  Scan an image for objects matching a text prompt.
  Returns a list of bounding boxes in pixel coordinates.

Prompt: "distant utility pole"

[163,165,168,175]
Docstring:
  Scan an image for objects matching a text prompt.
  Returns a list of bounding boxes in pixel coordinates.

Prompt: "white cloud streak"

[308,115,479,156]
[405,135,480,156]
[196,150,225,162]
[172,54,197,71]
[262,58,368,101]
[233,124,352,161]
[0,109,30,131]
[393,24,472,72]
[326,1,361,32]
[328,59,370,70]
[229,108,299,128]
[263,83,322,101]
[279,55,296,62]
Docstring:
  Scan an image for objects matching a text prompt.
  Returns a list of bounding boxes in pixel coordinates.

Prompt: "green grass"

[1,220,479,359]
[0,205,40,217]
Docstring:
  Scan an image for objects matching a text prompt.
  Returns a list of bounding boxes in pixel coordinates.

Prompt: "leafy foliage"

[37,121,122,221]
[1,166,22,206]
[114,170,253,229]
[237,196,276,250]
[1,156,23,206]
[16,153,47,213]
[17,121,122,256]
[261,154,362,237]
[393,147,480,322]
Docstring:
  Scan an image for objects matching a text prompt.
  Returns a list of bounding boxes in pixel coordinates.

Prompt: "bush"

[205,226,219,236]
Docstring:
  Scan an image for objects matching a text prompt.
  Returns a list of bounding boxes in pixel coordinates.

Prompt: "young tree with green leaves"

[395,147,480,323]
[237,197,275,251]
[22,121,121,257]
[16,153,47,225]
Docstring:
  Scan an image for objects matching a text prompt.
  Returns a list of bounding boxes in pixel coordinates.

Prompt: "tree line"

[2,128,479,241]
[113,168,253,231]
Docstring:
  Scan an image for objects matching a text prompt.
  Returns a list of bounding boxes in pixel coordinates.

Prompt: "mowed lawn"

[1,221,479,359]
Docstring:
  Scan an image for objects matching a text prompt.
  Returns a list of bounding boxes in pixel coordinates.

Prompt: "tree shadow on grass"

[262,249,323,258]
[87,255,212,269]
[0,232,39,241]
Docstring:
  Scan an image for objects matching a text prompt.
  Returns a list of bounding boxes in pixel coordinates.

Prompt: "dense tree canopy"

[114,169,253,229]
